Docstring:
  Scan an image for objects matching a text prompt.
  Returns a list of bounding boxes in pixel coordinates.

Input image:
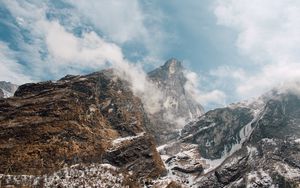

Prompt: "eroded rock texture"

[0,70,165,187]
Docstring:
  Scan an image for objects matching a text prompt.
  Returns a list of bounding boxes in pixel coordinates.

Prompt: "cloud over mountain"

[214,0,300,98]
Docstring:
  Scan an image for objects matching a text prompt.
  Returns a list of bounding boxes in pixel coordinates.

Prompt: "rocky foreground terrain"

[0,59,299,187]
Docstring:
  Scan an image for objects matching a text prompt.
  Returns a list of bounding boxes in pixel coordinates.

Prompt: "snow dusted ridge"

[201,99,266,170]
[109,132,146,151]
[188,103,264,174]
[0,163,127,188]
[154,96,273,187]
[156,143,204,187]
[1,89,14,98]
[246,169,274,188]
[202,105,264,171]
[112,132,145,146]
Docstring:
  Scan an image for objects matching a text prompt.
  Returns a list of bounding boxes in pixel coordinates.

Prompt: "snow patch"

[1,89,14,98]
[275,162,300,180]
[294,138,300,143]
[201,107,263,173]
[0,163,126,188]
[246,146,258,157]
[246,169,274,188]
[262,138,277,145]
[163,96,178,110]
[111,132,145,148]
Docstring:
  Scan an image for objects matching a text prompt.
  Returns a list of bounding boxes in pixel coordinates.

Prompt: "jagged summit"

[147,58,204,144]
[148,58,185,81]
[162,58,183,74]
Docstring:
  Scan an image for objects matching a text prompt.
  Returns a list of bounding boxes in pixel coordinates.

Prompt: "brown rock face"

[0,70,165,186]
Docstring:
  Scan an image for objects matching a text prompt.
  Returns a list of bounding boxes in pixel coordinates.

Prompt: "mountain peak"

[147,59,204,144]
[162,58,183,74]
[148,58,185,81]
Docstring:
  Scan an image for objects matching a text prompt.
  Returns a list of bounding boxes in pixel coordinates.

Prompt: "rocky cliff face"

[157,89,300,187]
[194,91,300,187]
[181,106,255,159]
[147,58,204,145]
[0,70,165,187]
[0,81,18,98]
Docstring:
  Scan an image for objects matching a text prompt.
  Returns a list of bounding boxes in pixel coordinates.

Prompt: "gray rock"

[147,58,204,144]
[0,81,18,98]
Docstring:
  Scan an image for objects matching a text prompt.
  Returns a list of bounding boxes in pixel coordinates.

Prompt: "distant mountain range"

[0,59,299,187]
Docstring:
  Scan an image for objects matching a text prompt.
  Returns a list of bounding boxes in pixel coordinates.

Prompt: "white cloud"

[42,20,164,114]
[214,0,300,98]
[184,70,226,106]
[43,21,124,67]
[65,0,166,58]
[236,63,300,97]
[66,0,146,44]
[2,0,164,114]
[209,66,246,80]
[2,0,167,77]
[0,42,31,84]
[277,81,300,96]
[2,0,228,115]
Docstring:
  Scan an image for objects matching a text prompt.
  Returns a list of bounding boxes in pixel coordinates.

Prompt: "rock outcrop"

[147,58,204,145]
[0,70,165,187]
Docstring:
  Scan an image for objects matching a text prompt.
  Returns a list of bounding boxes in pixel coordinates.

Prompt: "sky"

[0,0,300,110]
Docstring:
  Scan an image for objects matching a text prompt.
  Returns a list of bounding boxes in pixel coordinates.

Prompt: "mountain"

[147,58,204,144]
[1,60,299,187]
[0,81,18,98]
[157,88,300,187]
[0,70,165,187]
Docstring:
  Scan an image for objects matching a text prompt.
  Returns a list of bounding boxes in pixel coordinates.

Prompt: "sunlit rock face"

[0,81,18,98]
[0,70,166,187]
[147,58,204,145]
